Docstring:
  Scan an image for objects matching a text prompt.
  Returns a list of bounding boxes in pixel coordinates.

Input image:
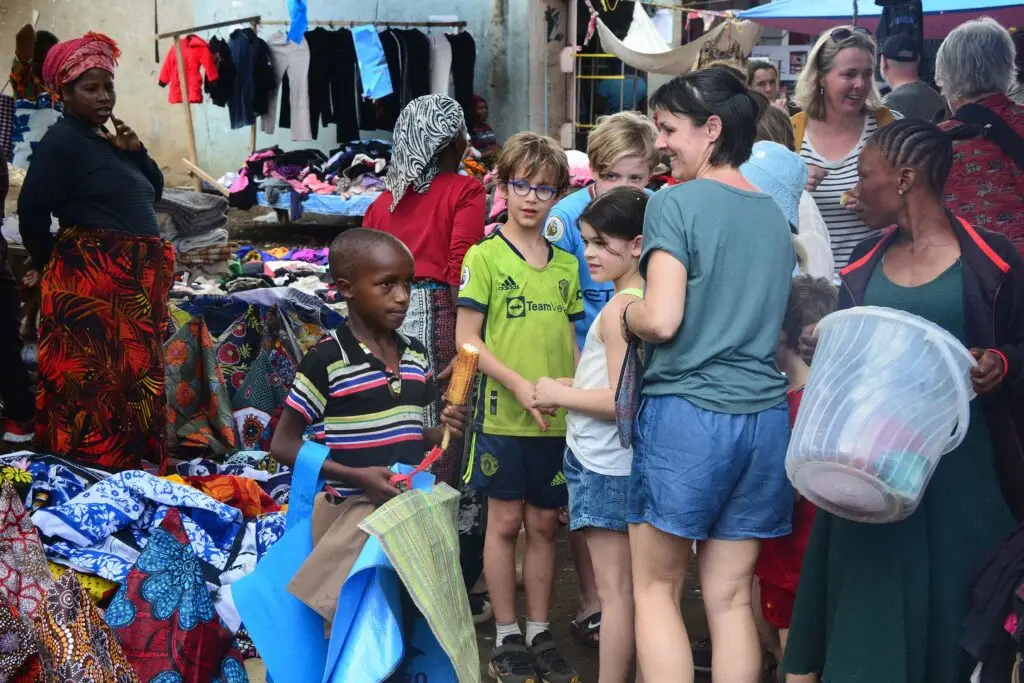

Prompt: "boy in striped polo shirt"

[271,228,468,503]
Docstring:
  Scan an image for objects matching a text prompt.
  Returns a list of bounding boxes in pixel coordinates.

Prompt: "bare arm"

[623,250,686,344]
[456,306,549,430]
[534,294,636,420]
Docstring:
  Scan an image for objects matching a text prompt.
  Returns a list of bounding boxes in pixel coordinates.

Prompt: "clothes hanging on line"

[205,36,235,108]
[353,25,395,101]
[429,33,452,95]
[265,33,312,141]
[227,28,274,130]
[293,27,360,143]
[447,32,477,130]
[158,34,220,104]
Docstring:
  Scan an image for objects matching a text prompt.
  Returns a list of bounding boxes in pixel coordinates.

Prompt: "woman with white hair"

[791,27,899,275]
[937,17,1024,258]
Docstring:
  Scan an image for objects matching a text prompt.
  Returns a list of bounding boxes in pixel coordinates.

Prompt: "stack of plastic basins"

[786,306,976,523]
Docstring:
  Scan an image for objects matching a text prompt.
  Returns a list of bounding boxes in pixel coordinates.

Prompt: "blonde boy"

[544,111,659,349]
[456,133,582,683]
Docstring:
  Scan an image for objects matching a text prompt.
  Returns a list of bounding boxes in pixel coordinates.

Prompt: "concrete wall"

[0,0,195,183]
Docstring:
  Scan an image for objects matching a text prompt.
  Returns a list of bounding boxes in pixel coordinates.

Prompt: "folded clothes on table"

[157,188,229,236]
[173,228,230,254]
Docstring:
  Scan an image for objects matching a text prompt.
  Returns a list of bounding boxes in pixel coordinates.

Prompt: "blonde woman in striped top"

[791,27,899,275]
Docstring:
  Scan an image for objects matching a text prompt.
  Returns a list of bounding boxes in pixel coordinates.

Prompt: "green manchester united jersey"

[458,231,584,437]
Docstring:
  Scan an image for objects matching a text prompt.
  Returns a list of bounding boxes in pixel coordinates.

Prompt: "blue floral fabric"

[31,470,244,583]
[105,508,248,683]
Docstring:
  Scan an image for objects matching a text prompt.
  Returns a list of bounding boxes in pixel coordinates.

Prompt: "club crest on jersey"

[544,216,565,243]
[558,279,570,303]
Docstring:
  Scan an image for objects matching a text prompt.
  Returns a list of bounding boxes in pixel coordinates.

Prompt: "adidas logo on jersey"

[498,276,520,291]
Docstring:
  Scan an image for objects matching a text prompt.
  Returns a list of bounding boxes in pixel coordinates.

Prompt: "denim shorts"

[628,395,792,541]
[564,448,630,533]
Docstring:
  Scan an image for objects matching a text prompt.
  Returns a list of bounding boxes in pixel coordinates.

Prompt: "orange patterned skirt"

[35,227,174,472]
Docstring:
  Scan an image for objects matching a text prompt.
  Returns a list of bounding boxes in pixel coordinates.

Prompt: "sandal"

[569,612,600,649]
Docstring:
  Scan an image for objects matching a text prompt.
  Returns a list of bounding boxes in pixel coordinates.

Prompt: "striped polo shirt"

[284,324,437,468]
[800,113,879,274]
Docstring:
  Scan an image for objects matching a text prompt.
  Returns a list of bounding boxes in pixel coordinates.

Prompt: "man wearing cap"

[880,35,947,122]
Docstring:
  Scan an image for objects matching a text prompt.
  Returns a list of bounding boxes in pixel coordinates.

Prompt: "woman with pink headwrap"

[18,33,173,473]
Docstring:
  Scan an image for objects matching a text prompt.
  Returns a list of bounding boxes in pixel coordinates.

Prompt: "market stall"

[737,0,1024,39]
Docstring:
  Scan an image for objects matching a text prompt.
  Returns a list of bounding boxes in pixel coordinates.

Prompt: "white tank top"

[566,288,643,476]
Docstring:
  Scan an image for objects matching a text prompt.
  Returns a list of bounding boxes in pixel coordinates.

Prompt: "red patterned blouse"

[941,94,1024,258]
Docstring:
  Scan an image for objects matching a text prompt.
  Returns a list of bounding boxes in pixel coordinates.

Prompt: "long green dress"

[782,260,1017,683]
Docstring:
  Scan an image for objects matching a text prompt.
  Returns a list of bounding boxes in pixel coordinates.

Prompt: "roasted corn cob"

[438,344,480,451]
[445,344,480,406]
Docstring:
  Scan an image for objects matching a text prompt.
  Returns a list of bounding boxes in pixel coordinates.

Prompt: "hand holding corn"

[439,344,479,448]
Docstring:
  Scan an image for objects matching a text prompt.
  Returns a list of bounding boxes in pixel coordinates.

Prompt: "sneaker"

[470,592,493,625]
[488,635,538,683]
[529,631,580,683]
[2,420,34,444]
[691,637,712,673]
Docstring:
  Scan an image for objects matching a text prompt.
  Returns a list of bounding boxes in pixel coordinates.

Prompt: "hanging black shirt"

[205,36,235,108]
[17,116,164,269]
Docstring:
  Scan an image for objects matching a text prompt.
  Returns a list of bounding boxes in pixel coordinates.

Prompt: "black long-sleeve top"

[17,115,164,269]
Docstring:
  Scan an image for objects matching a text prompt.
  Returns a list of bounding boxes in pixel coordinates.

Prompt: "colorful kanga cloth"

[35,227,175,472]
[47,563,119,605]
[0,593,39,683]
[34,570,139,683]
[31,470,244,584]
[165,316,238,456]
[19,454,108,512]
[174,453,292,506]
[0,465,32,503]
[184,476,281,519]
[214,305,265,399]
[104,508,249,683]
[0,483,55,619]
[231,307,298,451]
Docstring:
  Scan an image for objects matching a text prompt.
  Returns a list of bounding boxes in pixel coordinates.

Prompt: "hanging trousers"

[429,33,452,95]
[447,32,477,130]
[293,28,361,143]
[265,34,312,141]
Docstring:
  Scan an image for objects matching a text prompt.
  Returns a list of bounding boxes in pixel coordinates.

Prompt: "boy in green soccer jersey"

[456,133,582,683]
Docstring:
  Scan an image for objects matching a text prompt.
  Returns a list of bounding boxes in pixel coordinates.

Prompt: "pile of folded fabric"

[156,188,236,272]
[227,142,392,220]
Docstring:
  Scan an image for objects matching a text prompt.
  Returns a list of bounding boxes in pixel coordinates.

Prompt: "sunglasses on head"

[829,26,872,42]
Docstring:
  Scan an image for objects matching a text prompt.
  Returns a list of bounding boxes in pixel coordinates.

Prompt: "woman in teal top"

[621,68,796,683]
[784,120,1023,682]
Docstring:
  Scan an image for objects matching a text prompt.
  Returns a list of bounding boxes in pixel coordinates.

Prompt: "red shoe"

[2,420,34,444]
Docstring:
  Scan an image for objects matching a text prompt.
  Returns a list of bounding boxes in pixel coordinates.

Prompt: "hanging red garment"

[158,35,219,104]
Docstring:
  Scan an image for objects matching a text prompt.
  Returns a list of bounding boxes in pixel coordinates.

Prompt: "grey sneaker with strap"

[529,631,580,683]
[488,635,539,683]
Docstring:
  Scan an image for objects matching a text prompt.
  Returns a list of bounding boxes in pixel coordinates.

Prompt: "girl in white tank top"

[531,186,647,683]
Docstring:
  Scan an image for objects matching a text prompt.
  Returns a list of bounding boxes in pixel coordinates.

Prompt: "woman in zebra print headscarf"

[362,95,485,473]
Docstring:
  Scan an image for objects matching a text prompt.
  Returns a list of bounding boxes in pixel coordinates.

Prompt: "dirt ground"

[477,528,711,682]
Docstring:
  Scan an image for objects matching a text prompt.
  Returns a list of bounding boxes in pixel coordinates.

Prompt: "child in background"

[543,111,659,644]
[532,186,647,683]
[545,111,659,351]
[456,133,582,683]
[754,275,837,680]
[754,106,836,281]
[270,229,467,500]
